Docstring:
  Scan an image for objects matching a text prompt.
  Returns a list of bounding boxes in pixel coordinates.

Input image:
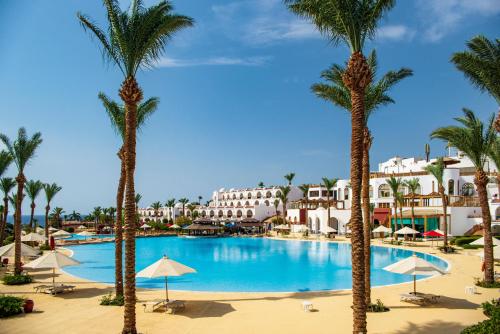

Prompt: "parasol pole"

[165,276,169,302]
[413,275,416,295]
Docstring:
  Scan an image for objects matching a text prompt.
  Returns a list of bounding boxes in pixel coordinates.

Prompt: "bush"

[2,274,33,285]
[0,296,24,318]
[67,227,74,233]
[3,235,14,246]
[438,245,456,253]
[462,244,483,249]
[461,300,500,333]
[367,299,390,313]
[100,293,124,306]
[451,236,481,247]
[175,216,192,227]
[39,244,51,251]
[475,279,500,289]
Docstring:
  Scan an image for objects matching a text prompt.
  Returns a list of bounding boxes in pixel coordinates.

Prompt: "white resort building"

[287,152,499,236]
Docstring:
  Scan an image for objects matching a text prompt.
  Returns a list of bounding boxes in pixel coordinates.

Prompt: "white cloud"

[416,0,500,42]
[156,56,271,68]
[211,1,319,46]
[377,25,415,41]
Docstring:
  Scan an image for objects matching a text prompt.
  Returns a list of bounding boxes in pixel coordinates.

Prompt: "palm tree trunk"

[14,173,25,275]
[362,127,371,306]
[399,206,404,240]
[120,76,142,334]
[44,205,50,247]
[327,193,331,231]
[439,186,448,247]
[410,196,416,241]
[475,170,494,283]
[495,112,500,133]
[342,51,370,333]
[115,148,125,297]
[0,198,8,245]
[393,200,398,240]
[29,203,35,231]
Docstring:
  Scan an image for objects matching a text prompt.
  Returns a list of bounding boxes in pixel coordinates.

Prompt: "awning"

[372,208,391,224]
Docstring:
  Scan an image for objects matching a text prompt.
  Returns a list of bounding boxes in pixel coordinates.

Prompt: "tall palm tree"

[451,36,500,131]
[284,173,295,185]
[198,195,202,205]
[187,204,196,218]
[51,207,64,229]
[178,198,189,216]
[42,183,62,246]
[0,178,16,245]
[0,152,13,245]
[165,198,176,222]
[25,180,43,231]
[0,151,12,178]
[431,109,496,283]
[312,51,412,305]
[489,138,500,196]
[278,186,291,227]
[424,158,449,247]
[404,178,420,240]
[285,2,396,330]
[273,199,280,224]
[298,184,310,226]
[78,1,193,332]
[258,181,265,188]
[386,176,402,237]
[396,192,405,237]
[0,128,42,274]
[321,177,338,229]
[151,201,162,221]
[99,93,158,297]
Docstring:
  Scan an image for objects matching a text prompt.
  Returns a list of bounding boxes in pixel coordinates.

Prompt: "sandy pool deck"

[1,240,498,334]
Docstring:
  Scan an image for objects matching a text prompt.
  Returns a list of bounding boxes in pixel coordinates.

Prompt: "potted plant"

[23,299,34,313]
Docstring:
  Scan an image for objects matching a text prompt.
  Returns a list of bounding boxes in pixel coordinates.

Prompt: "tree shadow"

[389,295,479,310]
[390,320,465,334]
[150,300,236,319]
[210,289,351,303]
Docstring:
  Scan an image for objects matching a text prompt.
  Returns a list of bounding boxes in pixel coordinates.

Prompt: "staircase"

[464,224,484,236]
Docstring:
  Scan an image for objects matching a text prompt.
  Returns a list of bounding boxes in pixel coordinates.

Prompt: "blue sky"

[0,0,499,214]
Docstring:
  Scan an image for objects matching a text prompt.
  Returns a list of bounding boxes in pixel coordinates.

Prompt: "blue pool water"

[65,237,448,292]
[67,234,114,240]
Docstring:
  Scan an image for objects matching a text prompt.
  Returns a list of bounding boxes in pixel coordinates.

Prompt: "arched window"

[338,189,343,200]
[239,193,244,199]
[329,217,339,230]
[237,201,241,206]
[210,210,215,217]
[461,183,474,196]
[308,217,312,230]
[369,186,373,198]
[186,211,191,217]
[246,210,253,218]
[448,179,455,195]
[201,211,206,217]
[257,192,262,198]
[266,191,272,198]
[247,192,252,199]
[236,210,242,218]
[344,187,349,200]
[254,200,259,206]
[264,200,270,206]
[315,217,320,232]
[222,195,225,200]
[294,217,297,223]
[276,191,282,198]
[232,194,236,200]
[227,210,233,217]
[218,210,223,218]
[245,201,250,206]
[378,184,391,198]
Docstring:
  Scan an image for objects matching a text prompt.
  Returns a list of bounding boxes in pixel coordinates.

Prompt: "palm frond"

[0,150,13,177]
[43,183,62,204]
[0,177,16,197]
[0,128,43,172]
[25,180,44,201]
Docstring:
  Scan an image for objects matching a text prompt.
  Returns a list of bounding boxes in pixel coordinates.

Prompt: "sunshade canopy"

[470,237,500,246]
[77,231,95,236]
[21,232,48,242]
[477,245,500,260]
[322,226,337,233]
[48,227,59,232]
[372,225,392,233]
[383,255,447,276]
[422,230,443,237]
[169,224,181,229]
[274,224,290,230]
[136,256,196,278]
[23,250,80,269]
[51,230,71,237]
[0,242,38,257]
[141,224,151,229]
[395,227,420,235]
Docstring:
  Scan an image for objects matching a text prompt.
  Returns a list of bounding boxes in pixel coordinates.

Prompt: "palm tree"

[0,151,12,178]
[489,138,500,196]
[165,198,176,222]
[178,198,189,217]
[42,183,62,246]
[78,1,193,331]
[198,195,202,205]
[386,176,402,237]
[99,93,158,297]
[285,2,397,329]
[187,204,196,218]
[258,181,265,188]
[68,210,82,221]
[0,178,16,245]
[151,201,162,221]
[284,173,295,185]
[451,36,500,131]
[273,199,280,224]
[0,152,13,245]
[431,109,496,282]
[312,50,412,304]
[298,184,310,226]
[396,192,405,237]
[0,128,42,274]
[423,158,449,247]
[277,186,291,227]
[404,178,421,240]
[51,207,64,229]
[321,177,338,229]
[25,180,43,231]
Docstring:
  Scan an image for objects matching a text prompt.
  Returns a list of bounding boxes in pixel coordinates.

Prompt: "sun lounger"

[400,293,439,305]
[166,300,185,314]
[141,299,185,314]
[35,284,75,295]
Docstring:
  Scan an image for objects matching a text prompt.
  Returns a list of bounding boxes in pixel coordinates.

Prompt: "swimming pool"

[66,234,114,240]
[65,237,448,292]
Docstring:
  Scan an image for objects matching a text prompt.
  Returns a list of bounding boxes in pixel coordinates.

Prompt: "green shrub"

[2,274,33,285]
[462,244,483,249]
[175,216,192,227]
[100,293,124,306]
[367,299,390,313]
[39,244,51,251]
[461,300,500,333]
[67,227,74,233]
[451,236,481,247]
[0,296,24,318]
[475,279,500,289]
[2,235,14,246]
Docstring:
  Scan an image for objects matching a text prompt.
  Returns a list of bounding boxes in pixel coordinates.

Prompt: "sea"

[5,215,47,226]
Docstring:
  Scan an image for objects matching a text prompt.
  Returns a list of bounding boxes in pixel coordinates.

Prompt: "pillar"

[424,215,428,233]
